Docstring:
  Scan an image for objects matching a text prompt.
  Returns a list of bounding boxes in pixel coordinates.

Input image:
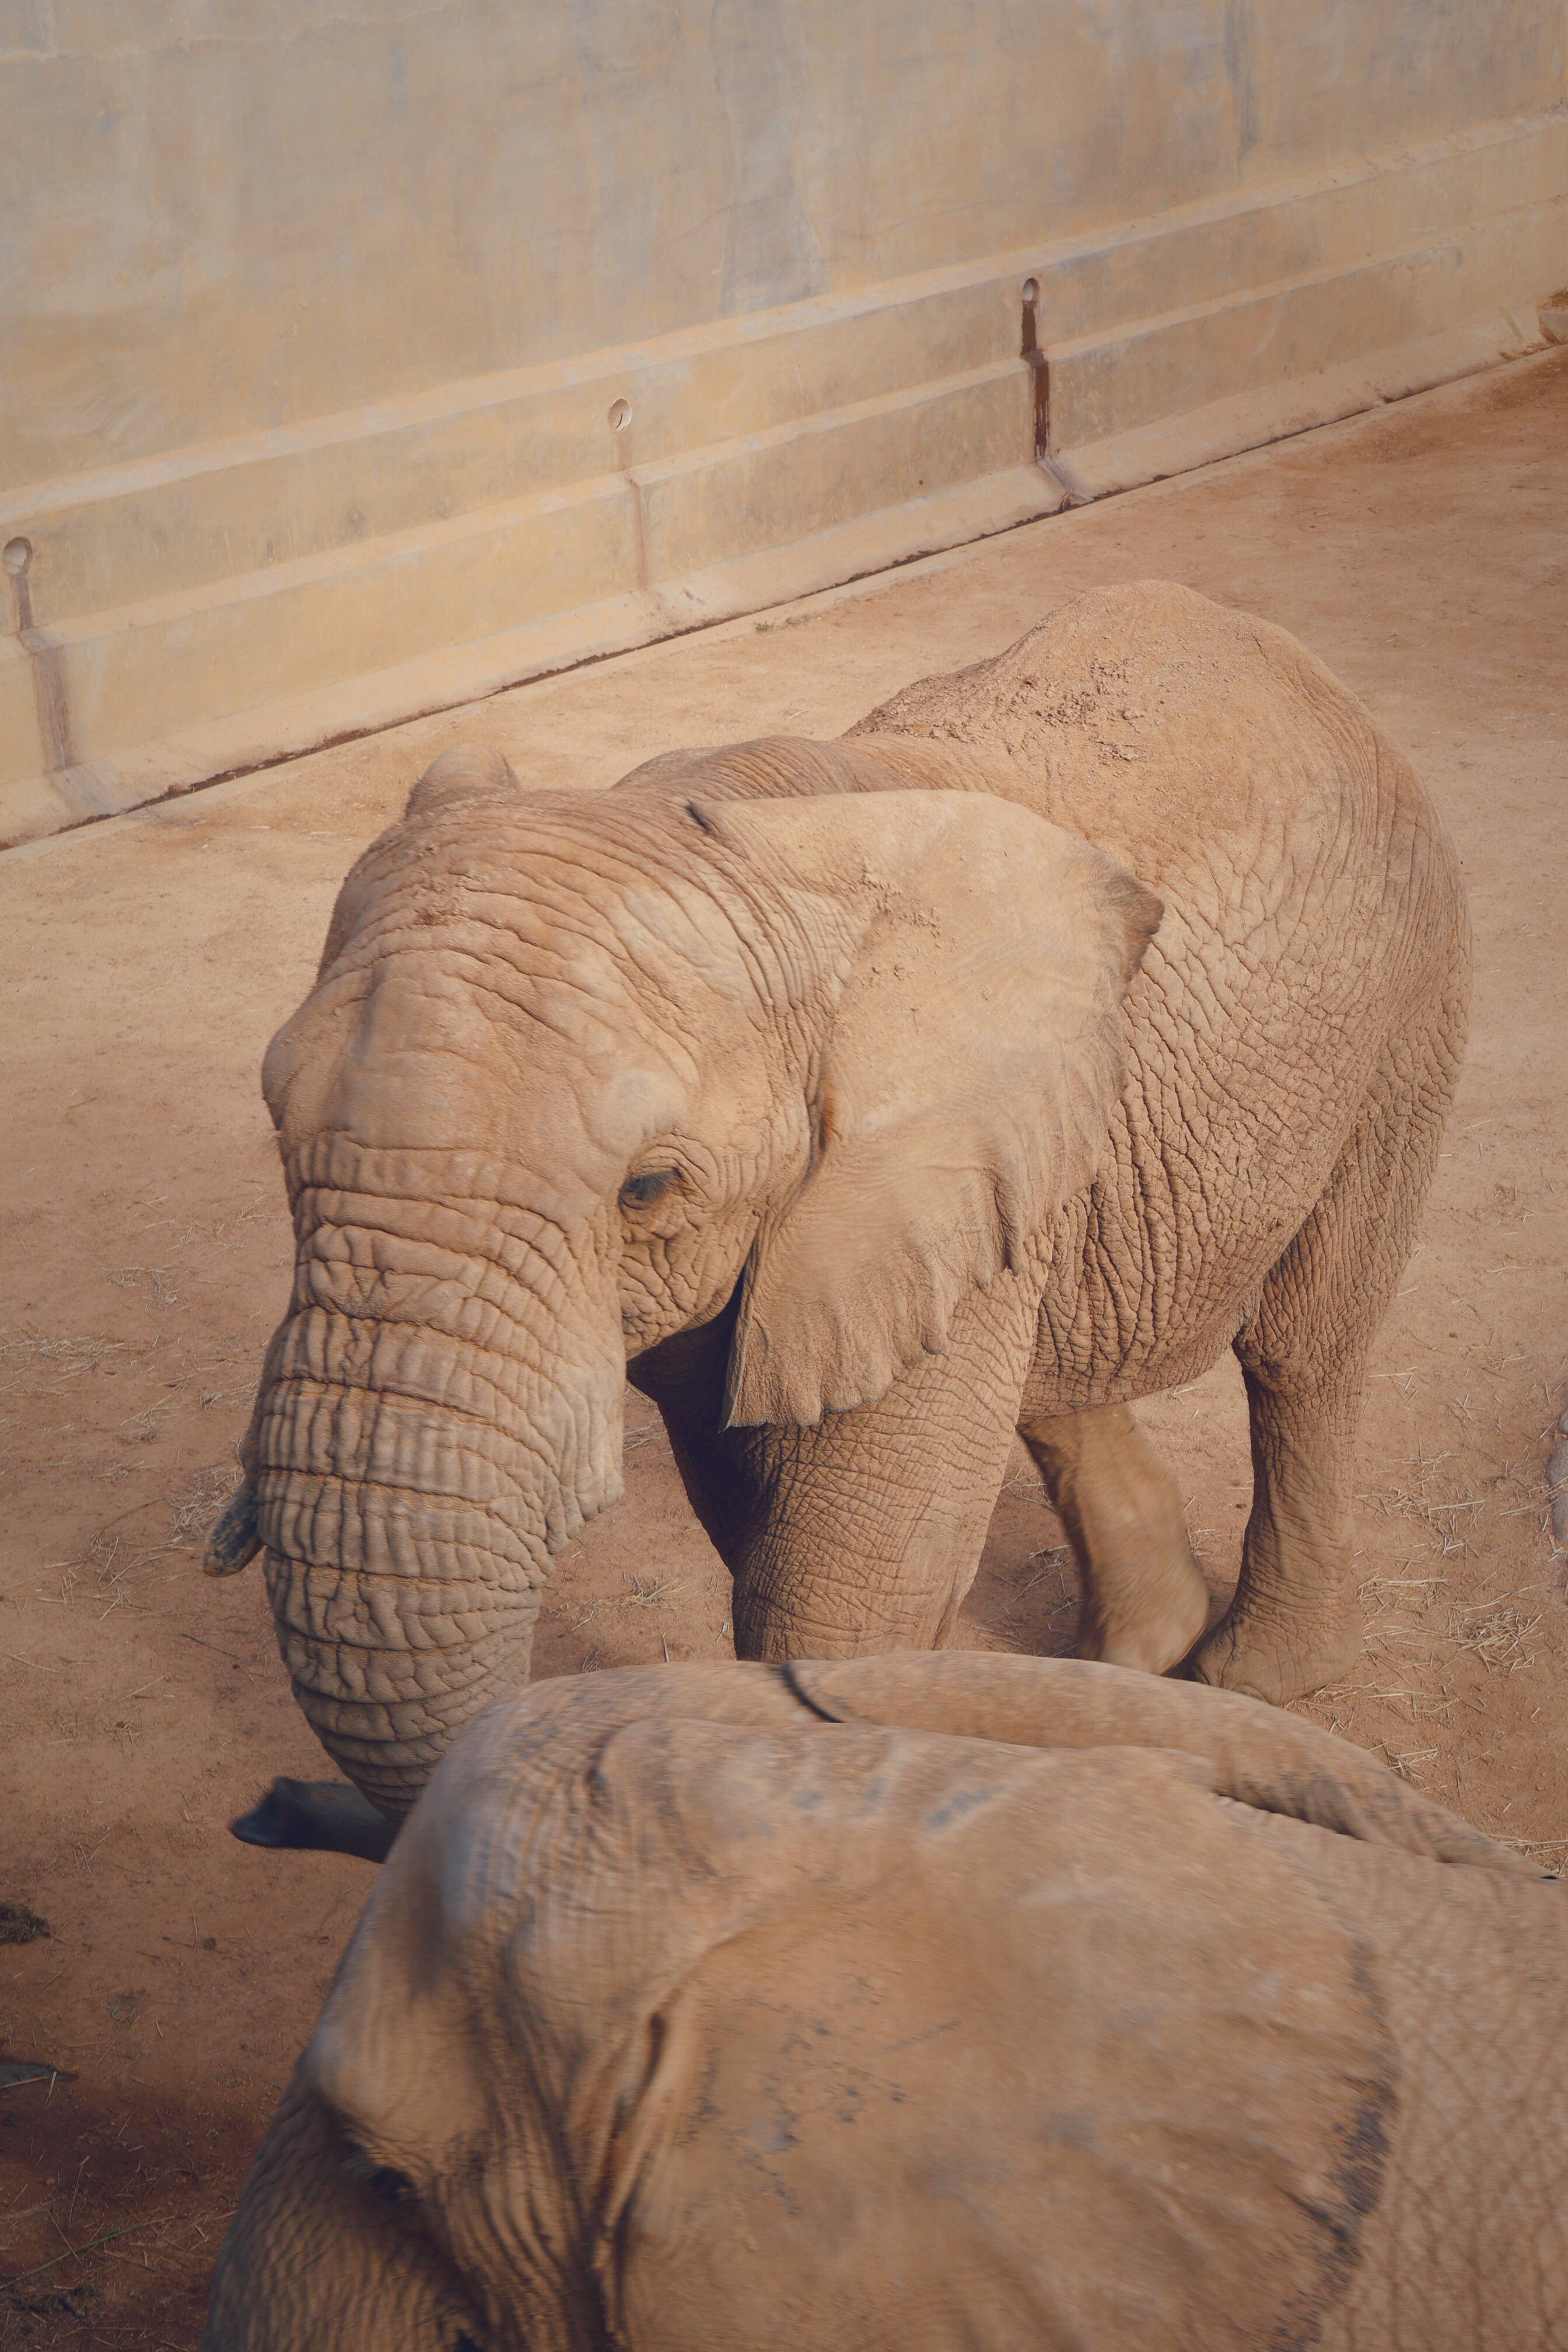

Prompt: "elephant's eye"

[366,2164,415,2210]
[620,1167,681,1211]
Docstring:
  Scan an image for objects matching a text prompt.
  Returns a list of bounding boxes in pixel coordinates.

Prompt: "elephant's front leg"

[638,1278,1040,1659]
[1017,1403,1211,1675]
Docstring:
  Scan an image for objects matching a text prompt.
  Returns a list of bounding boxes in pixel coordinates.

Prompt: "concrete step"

[1045,194,1567,452]
[1049,310,1550,503]
[1,361,1040,820]
[0,280,1019,632]
[3,104,1562,842]
[8,108,1559,635]
[2,463,1065,846]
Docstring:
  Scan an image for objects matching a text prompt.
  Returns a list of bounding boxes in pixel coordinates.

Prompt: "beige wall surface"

[5,0,1563,484]
[2,1,1565,841]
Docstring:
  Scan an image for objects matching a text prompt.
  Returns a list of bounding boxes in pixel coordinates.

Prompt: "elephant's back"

[566,1721,1405,2352]
[848,579,1438,914]
[855,582,1469,1399]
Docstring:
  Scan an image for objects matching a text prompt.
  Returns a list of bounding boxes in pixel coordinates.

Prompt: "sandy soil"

[2,345,1565,2346]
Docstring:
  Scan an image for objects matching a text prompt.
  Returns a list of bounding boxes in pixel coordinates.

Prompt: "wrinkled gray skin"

[204,1655,1564,2352]
[209,583,1469,1828]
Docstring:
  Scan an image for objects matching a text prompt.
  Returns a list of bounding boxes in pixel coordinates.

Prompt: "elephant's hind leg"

[1192,1352,1368,1706]
[1018,1402,1210,1675]
[1195,1022,1458,1704]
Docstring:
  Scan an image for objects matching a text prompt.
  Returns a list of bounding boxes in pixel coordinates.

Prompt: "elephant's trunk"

[256,1381,542,1820]
[245,1199,625,1820]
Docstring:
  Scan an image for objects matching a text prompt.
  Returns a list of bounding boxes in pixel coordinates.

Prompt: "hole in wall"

[607,398,632,432]
[3,534,73,768]
[3,536,37,634]
[1021,276,1040,306]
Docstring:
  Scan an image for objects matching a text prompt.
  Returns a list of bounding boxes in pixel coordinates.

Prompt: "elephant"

[202,1652,1562,2352]
[206,579,1469,1831]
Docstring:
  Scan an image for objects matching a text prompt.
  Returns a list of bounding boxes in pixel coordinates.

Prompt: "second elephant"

[205,1656,1556,2352]
[211,580,1469,1821]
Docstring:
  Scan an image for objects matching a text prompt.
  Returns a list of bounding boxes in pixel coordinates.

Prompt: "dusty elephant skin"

[209,580,1469,1821]
[202,1654,1563,2352]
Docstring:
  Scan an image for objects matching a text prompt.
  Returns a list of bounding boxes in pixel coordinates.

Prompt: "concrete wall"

[4,1,1566,841]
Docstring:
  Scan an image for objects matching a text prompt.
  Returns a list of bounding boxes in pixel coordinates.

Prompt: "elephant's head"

[206,1655,1529,2352]
[212,738,1159,1817]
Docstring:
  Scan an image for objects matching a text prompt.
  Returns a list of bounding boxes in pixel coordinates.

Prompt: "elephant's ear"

[709,790,1160,1427]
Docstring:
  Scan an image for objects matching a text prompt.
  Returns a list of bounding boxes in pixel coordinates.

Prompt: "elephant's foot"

[1186,1590,1363,1706]
[1074,1541,1212,1678]
[1023,1402,1212,1679]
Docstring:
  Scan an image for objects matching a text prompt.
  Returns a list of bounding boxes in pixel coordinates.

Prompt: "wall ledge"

[3,106,1563,844]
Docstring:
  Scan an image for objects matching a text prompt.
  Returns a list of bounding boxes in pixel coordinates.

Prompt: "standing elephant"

[203,1654,1560,2352]
[208,581,1469,1825]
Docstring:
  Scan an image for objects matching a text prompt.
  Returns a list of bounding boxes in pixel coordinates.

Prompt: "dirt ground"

[2,344,1565,2345]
